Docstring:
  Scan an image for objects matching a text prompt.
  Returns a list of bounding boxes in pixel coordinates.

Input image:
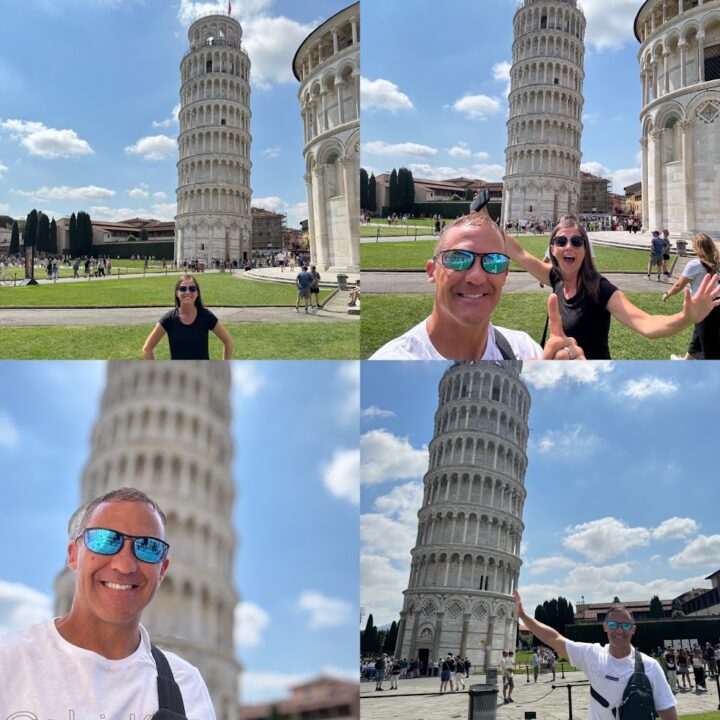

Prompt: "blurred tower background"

[176,12,252,266]
[395,362,530,669]
[55,362,240,720]
[503,0,586,227]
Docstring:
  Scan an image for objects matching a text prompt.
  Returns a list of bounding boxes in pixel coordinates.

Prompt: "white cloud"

[360,429,427,486]
[448,142,472,158]
[617,377,678,400]
[362,141,437,157]
[578,0,638,51]
[0,119,93,159]
[373,481,424,529]
[241,667,357,704]
[583,112,600,125]
[125,135,176,161]
[0,204,9,214]
[581,160,610,177]
[231,363,265,396]
[522,361,614,389]
[234,601,270,648]
[669,535,720,568]
[262,147,280,158]
[526,555,577,576]
[361,77,414,112]
[298,591,353,629]
[151,203,177,221]
[652,517,699,541]
[361,511,417,563]
[0,414,20,450]
[90,206,154,222]
[322,448,360,505]
[563,517,650,563]
[534,423,599,458]
[452,94,503,120]
[360,553,408,626]
[401,162,505,182]
[152,103,181,128]
[338,362,360,415]
[361,406,395,420]
[493,61,512,97]
[127,187,150,198]
[15,185,115,201]
[251,196,307,228]
[0,581,52,637]
[153,191,167,200]
[0,160,7,178]
[581,160,641,194]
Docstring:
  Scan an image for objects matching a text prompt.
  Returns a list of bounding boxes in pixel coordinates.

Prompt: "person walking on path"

[501,650,515,703]
[453,656,466,690]
[309,265,321,308]
[648,230,665,281]
[532,649,540,682]
[294,264,314,314]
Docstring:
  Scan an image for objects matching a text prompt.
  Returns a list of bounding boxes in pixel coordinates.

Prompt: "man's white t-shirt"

[566,640,675,720]
[369,318,543,360]
[0,619,216,719]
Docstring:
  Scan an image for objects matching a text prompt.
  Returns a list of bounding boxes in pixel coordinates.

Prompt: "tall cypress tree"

[360,168,369,210]
[383,620,398,655]
[389,169,399,214]
[9,220,19,254]
[69,212,78,256]
[649,596,664,618]
[24,209,38,250]
[49,218,58,254]
[398,167,415,214]
[140,228,149,243]
[368,173,377,212]
[36,212,50,253]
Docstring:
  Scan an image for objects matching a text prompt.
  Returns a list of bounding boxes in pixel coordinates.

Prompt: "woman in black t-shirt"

[503,216,720,359]
[142,275,233,360]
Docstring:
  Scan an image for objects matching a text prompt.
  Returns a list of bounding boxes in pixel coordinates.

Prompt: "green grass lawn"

[361,292,695,360]
[0,322,359,359]
[361,236,652,272]
[3,263,176,282]
[0,273,325,307]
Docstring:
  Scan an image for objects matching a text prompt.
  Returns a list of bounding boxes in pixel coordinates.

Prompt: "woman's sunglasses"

[178,285,198,293]
[552,236,585,248]
[606,620,634,631]
[78,527,170,564]
[434,249,510,274]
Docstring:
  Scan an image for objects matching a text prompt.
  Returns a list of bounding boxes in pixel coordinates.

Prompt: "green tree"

[613,596,621,604]
[397,167,415,214]
[267,706,284,720]
[76,211,94,255]
[9,220,20,254]
[0,215,14,228]
[69,212,78,256]
[450,193,462,201]
[464,187,475,201]
[388,169,399,214]
[49,218,58,255]
[361,613,375,654]
[383,620,398,655]
[36,212,50,253]
[360,167,369,210]
[649,596,664,618]
[24,209,38,250]
[368,173,377,212]
[141,228,149,243]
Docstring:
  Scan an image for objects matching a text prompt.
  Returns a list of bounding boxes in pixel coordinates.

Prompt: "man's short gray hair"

[68,487,167,540]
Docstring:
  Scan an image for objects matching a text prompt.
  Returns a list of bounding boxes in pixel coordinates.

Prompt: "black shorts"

[310,287,319,295]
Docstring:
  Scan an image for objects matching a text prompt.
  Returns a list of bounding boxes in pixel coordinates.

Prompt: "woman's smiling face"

[550,226,586,277]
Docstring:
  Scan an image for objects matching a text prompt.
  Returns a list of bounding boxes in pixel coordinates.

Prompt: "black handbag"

[150,644,188,719]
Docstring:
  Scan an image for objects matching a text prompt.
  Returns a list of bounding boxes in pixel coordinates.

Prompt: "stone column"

[485,614,495,669]
[679,41,687,88]
[408,611,420,660]
[395,612,407,658]
[663,50,670,94]
[651,128,664,229]
[641,137,649,229]
[332,29,338,54]
[320,90,328,133]
[680,119,695,236]
[351,17,358,45]
[431,612,445,660]
[304,172,318,263]
[460,613,472,657]
[698,33,705,83]
[313,165,330,269]
[336,80,345,125]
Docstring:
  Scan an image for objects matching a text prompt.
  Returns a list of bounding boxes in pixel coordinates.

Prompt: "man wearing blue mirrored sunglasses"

[0,487,215,719]
[515,589,677,720]
[370,206,586,360]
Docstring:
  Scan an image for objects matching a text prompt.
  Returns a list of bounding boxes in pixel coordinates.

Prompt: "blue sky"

[361,361,720,627]
[0,360,359,705]
[362,0,645,195]
[0,0,350,229]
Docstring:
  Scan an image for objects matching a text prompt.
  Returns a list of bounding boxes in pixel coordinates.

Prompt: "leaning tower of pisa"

[55,362,240,720]
[502,0,586,227]
[395,362,530,670]
[175,12,252,266]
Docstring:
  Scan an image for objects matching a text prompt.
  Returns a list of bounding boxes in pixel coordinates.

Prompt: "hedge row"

[381,201,502,222]
[96,240,175,260]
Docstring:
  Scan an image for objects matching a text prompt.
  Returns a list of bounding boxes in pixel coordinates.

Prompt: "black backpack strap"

[151,644,187,715]
[493,328,515,360]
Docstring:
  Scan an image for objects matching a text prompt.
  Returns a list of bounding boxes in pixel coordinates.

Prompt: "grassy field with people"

[361,236,652,272]
[360,292,695,360]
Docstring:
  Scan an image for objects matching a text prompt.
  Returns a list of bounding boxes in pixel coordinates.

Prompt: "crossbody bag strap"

[151,644,187,715]
[493,329,515,360]
[590,686,617,716]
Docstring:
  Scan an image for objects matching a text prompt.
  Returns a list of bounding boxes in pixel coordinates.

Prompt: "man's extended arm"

[514,589,569,660]
[657,707,679,720]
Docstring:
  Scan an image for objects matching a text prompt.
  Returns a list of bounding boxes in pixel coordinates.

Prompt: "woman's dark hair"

[174,274,205,309]
[549,215,601,302]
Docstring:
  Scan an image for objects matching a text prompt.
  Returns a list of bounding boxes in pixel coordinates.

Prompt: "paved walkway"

[360,671,720,720]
